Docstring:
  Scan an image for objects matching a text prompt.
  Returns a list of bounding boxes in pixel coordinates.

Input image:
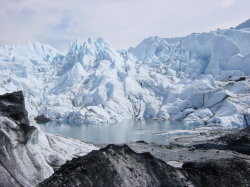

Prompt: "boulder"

[34,115,52,124]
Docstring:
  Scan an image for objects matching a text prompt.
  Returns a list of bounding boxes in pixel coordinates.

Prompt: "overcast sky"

[0,0,250,50]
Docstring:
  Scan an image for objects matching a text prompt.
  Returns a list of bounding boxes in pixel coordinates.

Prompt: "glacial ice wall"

[0,28,249,127]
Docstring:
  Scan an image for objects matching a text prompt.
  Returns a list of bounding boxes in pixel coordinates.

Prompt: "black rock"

[40,144,187,187]
[39,144,250,187]
[35,114,52,124]
[217,126,250,146]
[182,158,250,187]
[194,126,250,155]
[0,90,29,125]
[136,140,148,144]
[0,91,35,144]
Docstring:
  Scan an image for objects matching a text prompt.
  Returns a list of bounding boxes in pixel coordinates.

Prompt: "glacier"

[0,28,250,127]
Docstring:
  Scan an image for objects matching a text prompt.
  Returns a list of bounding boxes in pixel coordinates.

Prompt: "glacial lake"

[39,120,201,145]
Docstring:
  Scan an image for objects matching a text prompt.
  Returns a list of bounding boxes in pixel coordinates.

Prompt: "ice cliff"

[0,27,250,127]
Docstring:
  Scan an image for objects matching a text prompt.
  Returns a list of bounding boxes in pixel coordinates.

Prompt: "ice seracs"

[130,30,250,77]
[0,27,249,127]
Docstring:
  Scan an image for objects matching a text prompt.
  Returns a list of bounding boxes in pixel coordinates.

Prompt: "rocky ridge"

[0,91,250,187]
[40,142,250,187]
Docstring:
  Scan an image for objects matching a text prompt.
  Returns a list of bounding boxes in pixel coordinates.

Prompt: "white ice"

[0,28,250,128]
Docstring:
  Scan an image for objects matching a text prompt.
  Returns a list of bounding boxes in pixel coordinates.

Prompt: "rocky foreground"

[1,91,250,187]
[39,143,250,187]
[0,91,96,187]
[40,126,250,187]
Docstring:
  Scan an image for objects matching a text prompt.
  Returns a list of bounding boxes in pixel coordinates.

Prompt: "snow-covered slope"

[236,19,250,30]
[129,29,250,76]
[0,28,250,128]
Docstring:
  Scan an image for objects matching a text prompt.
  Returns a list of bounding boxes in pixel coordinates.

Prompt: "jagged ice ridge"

[0,28,250,127]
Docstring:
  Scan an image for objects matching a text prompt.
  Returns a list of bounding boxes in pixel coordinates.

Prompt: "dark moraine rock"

[0,91,36,143]
[194,126,250,155]
[35,114,52,124]
[217,125,250,146]
[182,158,250,187]
[0,90,29,125]
[39,144,186,187]
[39,144,250,187]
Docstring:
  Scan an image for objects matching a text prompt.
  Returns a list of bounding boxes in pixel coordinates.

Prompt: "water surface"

[40,120,201,145]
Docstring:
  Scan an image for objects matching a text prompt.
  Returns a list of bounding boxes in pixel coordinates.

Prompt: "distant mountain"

[236,18,250,29]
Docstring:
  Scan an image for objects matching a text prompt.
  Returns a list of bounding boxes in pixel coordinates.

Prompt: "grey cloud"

[0,0,250,50]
